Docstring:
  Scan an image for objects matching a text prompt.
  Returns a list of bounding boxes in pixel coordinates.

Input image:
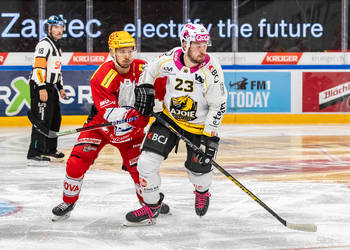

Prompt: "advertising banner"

[0,0,342,52]
[303,72,350,112]
[225,71,291,113]
[0,69,94,117]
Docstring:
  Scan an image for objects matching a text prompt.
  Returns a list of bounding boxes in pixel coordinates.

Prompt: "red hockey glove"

[125,108,149,128]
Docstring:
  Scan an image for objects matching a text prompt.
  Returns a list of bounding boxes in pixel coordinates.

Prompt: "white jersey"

[140,47,227,136]
[30,36,63,88]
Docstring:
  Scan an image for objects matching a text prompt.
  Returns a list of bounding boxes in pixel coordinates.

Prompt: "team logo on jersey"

[140,178,147,188]
[162,66,174,74]
[195,74,204,84]
[101,69,117,88]
[123,79,132,86]
[82,145,97,153]
[209,65,219,83]
[170,95,197,121]
[212,102,226,126]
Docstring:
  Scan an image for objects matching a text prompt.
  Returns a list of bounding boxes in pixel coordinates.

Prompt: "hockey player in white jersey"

[124,23,228,226]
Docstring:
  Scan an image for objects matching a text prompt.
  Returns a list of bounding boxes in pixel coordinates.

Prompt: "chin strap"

[111,50,122,68]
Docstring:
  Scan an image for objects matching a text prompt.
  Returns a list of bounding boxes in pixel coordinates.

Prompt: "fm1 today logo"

[225,71,291,113]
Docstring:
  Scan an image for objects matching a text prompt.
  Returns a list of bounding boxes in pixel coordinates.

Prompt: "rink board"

[1,64,350,125]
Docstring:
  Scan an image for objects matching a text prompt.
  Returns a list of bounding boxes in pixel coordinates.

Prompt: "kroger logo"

[195,34,210,42]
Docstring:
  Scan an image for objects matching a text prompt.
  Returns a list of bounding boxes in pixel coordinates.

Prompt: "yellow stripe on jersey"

[101,69,118,88]
[156,59,173,78]
[162,104,204,135]
[200,68,208,89]
[139,64,144,71]
[36,69,45,83]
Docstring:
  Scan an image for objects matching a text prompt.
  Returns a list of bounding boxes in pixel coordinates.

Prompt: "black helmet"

[47,15,64,27]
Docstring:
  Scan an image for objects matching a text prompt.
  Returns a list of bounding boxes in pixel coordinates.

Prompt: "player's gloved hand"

[134,84,155,116]
[124,108,149,128]
[196,135,220,167]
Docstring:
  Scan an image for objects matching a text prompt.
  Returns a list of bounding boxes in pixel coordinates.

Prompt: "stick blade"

[286,222,317,232]
[48,130,58,138]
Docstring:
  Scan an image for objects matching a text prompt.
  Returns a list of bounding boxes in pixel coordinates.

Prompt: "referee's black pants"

[27,80,62,158]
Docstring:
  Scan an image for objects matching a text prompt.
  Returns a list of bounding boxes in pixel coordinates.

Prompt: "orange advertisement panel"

[68,52,109,65]
[0,53,8,65]
[261,52,302,64]
[303,72,350,112]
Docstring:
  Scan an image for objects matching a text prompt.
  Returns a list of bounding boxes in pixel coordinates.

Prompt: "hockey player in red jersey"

[52,31,169,221]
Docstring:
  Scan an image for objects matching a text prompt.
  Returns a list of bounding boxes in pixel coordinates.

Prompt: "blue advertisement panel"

[224,71,291,113]
[0,68,95,117]
[1,67,291,117]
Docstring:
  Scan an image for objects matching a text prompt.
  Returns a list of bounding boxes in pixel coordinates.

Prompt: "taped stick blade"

[286,222,317,232]
[48,130,58,138]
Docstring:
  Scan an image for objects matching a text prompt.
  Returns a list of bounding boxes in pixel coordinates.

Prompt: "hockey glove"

[124,108,149,128]
[196,135,220,167]
[134,84,155,116]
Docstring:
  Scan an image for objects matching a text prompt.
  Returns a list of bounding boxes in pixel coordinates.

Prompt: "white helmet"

[180,23,211,52]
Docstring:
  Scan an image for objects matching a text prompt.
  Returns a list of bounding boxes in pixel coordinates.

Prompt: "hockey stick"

[27,110,137,138]
[151,112,317,232]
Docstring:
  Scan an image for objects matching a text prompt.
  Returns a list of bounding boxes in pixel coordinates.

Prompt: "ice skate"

[124,193,164,227]
[139,193,170,215]
[46,151,65,162]
[52,202,75,221]
[27,155,50,166]
[194,190,211,217]
[138,193,170,215]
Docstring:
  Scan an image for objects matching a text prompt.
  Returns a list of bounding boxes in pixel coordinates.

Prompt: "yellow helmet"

[108,31,135,50]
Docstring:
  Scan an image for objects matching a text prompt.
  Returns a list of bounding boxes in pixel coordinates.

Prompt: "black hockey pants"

[27,80,62,158]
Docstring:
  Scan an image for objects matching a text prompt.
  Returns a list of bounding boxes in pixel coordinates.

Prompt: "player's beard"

[116,58,131,69]
[187,49,206,65]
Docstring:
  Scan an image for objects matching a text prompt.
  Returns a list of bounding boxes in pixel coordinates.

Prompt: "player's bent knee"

[66,155,90,178]
[137,150,163,175]
[185,153,212,174]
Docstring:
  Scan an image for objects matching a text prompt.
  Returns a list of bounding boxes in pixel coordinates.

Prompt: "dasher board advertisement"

[0,69,94,117]
[225,71,291,113]
[303,72,350,112]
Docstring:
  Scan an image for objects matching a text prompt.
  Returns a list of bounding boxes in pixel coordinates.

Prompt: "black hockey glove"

[196,135,220,167]
[134,84,155,116]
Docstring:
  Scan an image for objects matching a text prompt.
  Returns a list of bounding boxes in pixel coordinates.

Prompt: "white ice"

[1,125,350,250]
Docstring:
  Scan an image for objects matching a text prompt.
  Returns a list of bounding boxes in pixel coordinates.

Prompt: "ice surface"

[1,125,350,250]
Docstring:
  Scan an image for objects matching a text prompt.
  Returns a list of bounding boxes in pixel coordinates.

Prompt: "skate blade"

[48,157,65,163]
[52,212,71,222]
[27,160,50,167]
[123,218,157,227]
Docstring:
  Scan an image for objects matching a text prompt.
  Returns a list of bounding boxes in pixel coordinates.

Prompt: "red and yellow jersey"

[90,59,145,119]
[86,59,146,143]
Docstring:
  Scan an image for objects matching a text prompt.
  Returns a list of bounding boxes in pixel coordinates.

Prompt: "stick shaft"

[28,110,137,138]
[54,122,113,137]
[52,117,137,137]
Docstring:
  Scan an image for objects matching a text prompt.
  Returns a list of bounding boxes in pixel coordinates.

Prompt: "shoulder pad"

[133,58,147,65]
